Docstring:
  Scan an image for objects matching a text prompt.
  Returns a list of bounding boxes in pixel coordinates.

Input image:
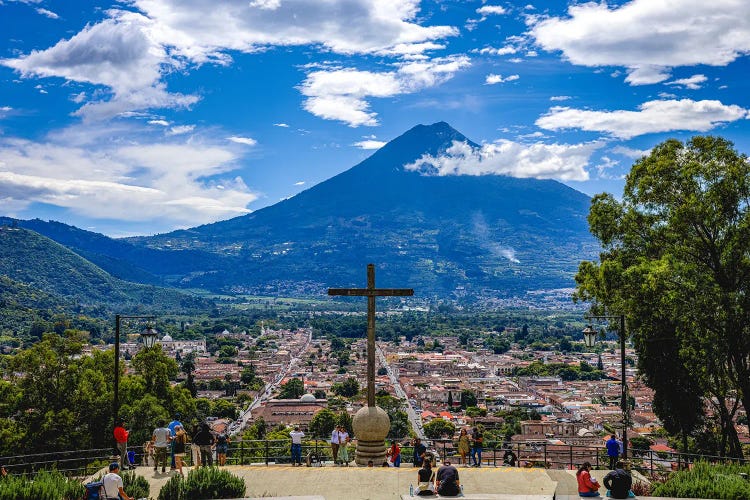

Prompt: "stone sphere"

[352,406,390,441]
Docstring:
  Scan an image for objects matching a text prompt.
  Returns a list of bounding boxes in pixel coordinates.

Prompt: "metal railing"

[2,439,745,478]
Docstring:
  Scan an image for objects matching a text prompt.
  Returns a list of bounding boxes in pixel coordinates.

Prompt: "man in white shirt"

[289,426,305,466]
[152,420,172,473]
[330,427,340,464]
[102,462,133,500]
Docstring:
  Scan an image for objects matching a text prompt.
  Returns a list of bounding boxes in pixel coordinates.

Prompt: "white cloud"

[0,124,257,227]
[2,1,457,119]
[167,125,195,135]
[476,5,507,16]
[550,95,571,101]
[273,123,289,127]
[485,73,519,85]
[477,46,518,56]
[404,139,599,181]
[666,74,708,90]
[536,99,749,139]
[294,181,305,186]
[36,8,59,19]
[148,119,170,126]
[611,145,652,159]
[227,136,257,146]
[353,139,386,149]
[530,0,750,85]
[300,55,470,126]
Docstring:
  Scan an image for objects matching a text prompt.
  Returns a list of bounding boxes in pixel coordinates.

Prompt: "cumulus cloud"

[530,0,750,85]
[536,99,749,139]
[273,123,289,127]
[477,46,518,56]
[485,73,519,84]
[477,5,507,16]
[148,119,170,126]
[227,136,258,146]
[0,124,257,228]
[2,1,457,119]
[404,139,599,181]
[300,55,470,126]
[353,139,386,149]
[666,74,708,90]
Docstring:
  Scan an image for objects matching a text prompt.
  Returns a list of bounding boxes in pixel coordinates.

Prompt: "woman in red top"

[386,441,401,467]
[576,461,600,497]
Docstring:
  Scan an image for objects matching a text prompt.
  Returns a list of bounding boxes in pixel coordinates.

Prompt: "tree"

[460,390,477,409]
[313,389,327,399]
[336,411,353,435]
[465,406,487,417]
[278,378,305,399]
[377,367,388,376]
[559,337,573,353]
[309,409,337,438]
[447,391,453,408]
[423,419,456,439]
[181,352,197,397]
[332,377,359,398]
[575,136,750,458]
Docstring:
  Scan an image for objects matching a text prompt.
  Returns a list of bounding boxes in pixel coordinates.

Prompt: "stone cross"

[328,263,413,407]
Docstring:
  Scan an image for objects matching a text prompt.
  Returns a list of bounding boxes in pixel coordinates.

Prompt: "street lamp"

[582,325,597,348]
[114,314,157,427]
[582,314,630,459]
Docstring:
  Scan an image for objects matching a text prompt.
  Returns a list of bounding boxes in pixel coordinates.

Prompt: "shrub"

[157,467,246,500]
[651,462,750,500]
[0,470,85,500]
[121,470,151,499]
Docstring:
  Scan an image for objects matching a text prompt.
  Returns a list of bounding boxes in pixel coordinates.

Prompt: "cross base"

[355,439,388,466]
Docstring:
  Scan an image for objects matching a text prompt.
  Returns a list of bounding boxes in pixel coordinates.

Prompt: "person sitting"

[416,459,435,496]
[576,461,601,497]
[435,459,461,497]
[502,448,517,467]
[603,461,633,499]
[102,462,133,500]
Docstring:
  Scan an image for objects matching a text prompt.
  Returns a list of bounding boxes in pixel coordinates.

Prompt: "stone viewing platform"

[115,464,718,500]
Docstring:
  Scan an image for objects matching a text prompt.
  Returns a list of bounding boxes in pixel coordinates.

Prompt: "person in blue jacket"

[605,435,620,470]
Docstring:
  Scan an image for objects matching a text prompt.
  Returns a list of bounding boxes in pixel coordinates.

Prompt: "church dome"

[161,334,174,342]
[300,393,317,402]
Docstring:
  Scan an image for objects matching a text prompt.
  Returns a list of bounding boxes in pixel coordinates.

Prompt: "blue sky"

[1,0,749,236]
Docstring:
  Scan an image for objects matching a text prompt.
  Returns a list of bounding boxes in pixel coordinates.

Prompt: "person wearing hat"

[102,462,133,500]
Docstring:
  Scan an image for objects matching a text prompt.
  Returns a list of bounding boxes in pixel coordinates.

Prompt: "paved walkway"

[119,464,718,500]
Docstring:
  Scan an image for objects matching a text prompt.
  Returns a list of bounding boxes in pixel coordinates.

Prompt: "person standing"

[576,461,601,497]
[603,461,633,499]
[289,426,305,466]
[192,423,215,467]
[102,462,133,500]
[456,428,470,466]
[173,425,188,475]
[113,419,130,470]
[606,435,620,470]
[435,459,461,497]
[470,427,483,467]
[215,432,230,466]
[338,426,350,466]
[168,413,183,470]
[330,426,340,465]
[387,440,401,467]
[152,420,172,474]
[413,438,427,467]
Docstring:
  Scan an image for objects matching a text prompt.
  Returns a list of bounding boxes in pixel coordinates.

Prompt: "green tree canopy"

[575,136,749,458]
[332,377,359,398]
[423,419,455,439]
[278,378,304,399]
[309,408,337,438]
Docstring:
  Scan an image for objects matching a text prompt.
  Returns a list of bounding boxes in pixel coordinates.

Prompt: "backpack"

[83,481,104,500]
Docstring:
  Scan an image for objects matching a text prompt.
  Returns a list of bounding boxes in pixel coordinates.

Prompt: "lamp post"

[583,314,629,459]
[114,314,157,427]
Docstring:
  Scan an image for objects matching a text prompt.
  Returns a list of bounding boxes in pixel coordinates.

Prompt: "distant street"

[230,329,313,436]
[376,343,425,440]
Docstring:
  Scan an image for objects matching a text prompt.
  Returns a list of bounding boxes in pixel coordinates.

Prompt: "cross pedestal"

[328,264,413,465]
